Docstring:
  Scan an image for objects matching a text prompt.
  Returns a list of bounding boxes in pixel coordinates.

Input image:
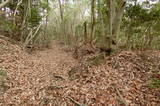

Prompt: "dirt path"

[0,41,78,105]
[0,39,160,106]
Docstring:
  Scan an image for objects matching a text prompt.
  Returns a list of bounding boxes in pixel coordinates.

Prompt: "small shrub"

[150,78,160,89]
[0,69,7,77]
[28,8,42,28]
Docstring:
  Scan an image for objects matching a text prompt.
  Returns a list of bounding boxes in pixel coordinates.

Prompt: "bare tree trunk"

[20,0,32,42]
[109,0,113,37]
[103,0,126,51]
[83,21,87,44]
[44,0,49,36]
[90,0,95,43]
[97,0,101,21]
[112,0,126,39]
[58,0,66,43]
[0,0,11,9]
[58,0,63,21]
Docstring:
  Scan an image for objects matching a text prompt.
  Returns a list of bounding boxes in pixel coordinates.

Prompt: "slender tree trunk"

[58,0,65,43]
[44,0,49,36]
[83,21,87,44]
[97,0,101,20]
[97,0,105,40]
[20,0,31,42]
[109,0,113,37]
[90,0,95,43]
[58,0,63,21]
[0,0,11,9]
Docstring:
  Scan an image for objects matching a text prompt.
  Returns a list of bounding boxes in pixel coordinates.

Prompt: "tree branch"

[0,0,11,9]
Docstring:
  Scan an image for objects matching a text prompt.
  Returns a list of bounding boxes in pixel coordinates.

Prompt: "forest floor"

[0,36,160,106]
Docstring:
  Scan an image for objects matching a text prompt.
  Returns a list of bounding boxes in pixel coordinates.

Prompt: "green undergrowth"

[150,78,160,89]
[0,69,7,77]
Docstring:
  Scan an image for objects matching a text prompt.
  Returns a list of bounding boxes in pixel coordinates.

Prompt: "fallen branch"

[0,59,4,63]
[66,96,87,106]
[113,86,128,106]
[47,85,67,90]
[53,75,66,80]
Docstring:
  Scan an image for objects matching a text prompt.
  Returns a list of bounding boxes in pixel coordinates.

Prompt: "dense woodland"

[0,0,160,105]
[0,0,160,50]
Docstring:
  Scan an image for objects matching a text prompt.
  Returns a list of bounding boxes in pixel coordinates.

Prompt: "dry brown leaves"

[0,37,160,106]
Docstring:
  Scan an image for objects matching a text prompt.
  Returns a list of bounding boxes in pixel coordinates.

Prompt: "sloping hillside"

[0,36,160,106]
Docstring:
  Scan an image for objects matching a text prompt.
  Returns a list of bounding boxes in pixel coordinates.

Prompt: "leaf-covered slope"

[0,36,160,106]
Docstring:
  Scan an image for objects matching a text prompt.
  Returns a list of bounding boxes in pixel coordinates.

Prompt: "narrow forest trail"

[0,40,79,105]
[0,38,160,106]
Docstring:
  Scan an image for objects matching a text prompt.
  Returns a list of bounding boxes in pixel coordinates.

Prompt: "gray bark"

[112,0,126,39]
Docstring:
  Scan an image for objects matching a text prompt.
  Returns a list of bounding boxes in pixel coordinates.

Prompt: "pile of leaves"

[0,36,159,105]
[64,50,160,106]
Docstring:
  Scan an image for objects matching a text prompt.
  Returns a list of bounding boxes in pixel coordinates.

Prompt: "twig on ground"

[66,96,87,106]
[53,75,66,80]
[0,59,4,63]
[47,85,67,90]
[113,85,128,106]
